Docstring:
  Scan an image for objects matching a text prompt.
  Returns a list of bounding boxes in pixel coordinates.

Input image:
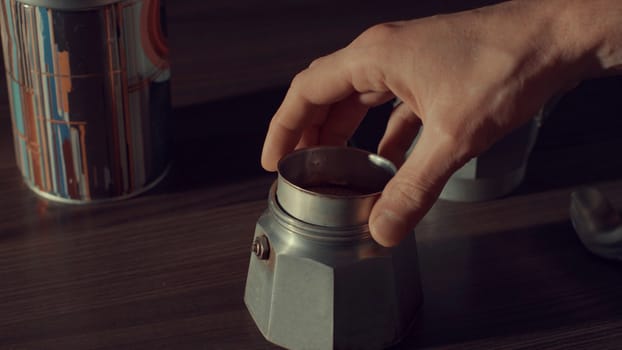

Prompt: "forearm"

[549,0,622,77]
[433,0,622,99]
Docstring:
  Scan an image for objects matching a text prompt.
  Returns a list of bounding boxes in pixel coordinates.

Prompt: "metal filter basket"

[244,146,422,350]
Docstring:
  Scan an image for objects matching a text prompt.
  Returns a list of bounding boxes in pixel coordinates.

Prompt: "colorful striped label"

[0,0,171,202]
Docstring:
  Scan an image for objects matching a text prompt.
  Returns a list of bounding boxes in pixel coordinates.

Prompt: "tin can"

[244,147,423,350]
[0,0,171,203]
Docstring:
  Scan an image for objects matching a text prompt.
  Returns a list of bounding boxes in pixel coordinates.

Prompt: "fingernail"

[370,209,408,247]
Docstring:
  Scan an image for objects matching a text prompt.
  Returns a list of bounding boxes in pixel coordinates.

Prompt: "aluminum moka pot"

[244,147,423,350]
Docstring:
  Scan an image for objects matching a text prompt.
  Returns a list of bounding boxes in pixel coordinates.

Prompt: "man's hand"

[261,0,622,246]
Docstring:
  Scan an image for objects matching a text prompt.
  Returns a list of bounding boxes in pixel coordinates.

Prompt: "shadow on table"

[396,219,622,348]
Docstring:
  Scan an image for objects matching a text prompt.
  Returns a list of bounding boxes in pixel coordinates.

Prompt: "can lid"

[17,0,122,10]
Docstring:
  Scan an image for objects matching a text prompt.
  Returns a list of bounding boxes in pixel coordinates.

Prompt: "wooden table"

[2,1,622,349]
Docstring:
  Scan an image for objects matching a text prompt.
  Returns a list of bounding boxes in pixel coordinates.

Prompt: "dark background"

[166,0,502,105]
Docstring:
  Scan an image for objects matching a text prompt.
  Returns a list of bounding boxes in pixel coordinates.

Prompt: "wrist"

[550,0,622,78]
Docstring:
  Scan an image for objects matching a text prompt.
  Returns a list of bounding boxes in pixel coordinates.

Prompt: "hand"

[261,0,619,246]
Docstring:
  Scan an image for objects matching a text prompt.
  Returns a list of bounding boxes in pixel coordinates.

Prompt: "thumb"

[369,130,468,247]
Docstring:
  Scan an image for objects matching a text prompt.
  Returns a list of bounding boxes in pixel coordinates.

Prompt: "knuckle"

[347,23,402,91]
[347,46,388,92]
[358,22,400,44]
[289,70,308,93]
[308,56,325,69]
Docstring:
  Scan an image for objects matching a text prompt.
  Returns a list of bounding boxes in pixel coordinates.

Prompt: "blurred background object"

[0,0,171,202]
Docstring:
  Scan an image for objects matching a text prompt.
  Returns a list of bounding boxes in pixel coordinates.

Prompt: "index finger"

[261,52,355,171]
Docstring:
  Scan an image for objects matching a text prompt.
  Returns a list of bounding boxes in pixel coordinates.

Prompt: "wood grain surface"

[1,1,622,349]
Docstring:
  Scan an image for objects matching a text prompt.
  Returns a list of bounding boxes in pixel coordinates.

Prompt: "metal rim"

[268,182,372,243]
[277,146,396,199]
[275,146,396,227]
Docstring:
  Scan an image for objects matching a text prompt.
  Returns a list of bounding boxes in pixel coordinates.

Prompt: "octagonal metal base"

[244,185,422,350]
